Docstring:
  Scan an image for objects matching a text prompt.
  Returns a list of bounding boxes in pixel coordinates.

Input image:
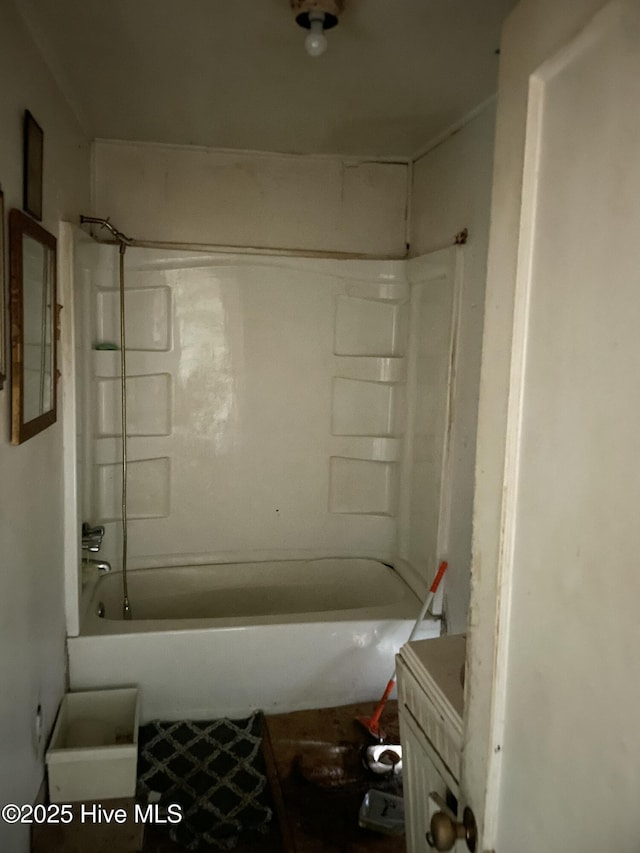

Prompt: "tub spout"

[83,558,112,573]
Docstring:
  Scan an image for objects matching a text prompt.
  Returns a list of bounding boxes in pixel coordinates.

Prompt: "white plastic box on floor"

[46,688,139,803]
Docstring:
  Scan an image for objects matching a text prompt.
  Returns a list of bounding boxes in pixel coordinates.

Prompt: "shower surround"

[69,241,461,717]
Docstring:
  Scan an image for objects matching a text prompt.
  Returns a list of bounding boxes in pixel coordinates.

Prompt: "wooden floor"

[142,701,404,853]
[33,702,404,853]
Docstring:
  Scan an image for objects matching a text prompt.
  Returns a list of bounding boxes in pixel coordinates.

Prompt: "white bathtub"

[68,558,441,721]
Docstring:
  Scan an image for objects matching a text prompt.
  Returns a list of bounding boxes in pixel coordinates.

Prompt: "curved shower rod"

[80,214,134,246]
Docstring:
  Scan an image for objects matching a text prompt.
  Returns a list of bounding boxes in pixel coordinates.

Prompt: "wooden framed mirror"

[9,209,58,444]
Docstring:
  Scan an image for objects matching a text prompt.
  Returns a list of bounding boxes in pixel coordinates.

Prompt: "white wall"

[409,103,496,633]
[0,1,89,849]
[92,140,409,257]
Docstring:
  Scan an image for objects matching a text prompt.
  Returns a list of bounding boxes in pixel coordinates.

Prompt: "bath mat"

[137,712,272,851]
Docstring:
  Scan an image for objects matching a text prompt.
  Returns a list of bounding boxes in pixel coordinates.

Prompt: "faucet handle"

[82,522,105,552]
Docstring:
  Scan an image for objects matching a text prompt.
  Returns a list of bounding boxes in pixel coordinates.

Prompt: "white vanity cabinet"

[397,635,465,852]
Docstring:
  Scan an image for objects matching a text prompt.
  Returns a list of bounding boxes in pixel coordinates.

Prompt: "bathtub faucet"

[82,523,105,553]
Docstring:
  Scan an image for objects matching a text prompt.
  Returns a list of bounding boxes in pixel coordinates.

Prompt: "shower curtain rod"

[80,215,133,246]
[81,233,408,261]
[80,223,469,260]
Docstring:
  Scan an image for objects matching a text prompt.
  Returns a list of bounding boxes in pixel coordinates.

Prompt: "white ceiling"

[17,0,517,159]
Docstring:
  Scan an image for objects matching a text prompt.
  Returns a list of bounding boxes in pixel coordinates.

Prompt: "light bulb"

[304,12,328,57]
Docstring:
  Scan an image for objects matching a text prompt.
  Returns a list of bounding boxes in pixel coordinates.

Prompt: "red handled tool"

[356,560,448,741]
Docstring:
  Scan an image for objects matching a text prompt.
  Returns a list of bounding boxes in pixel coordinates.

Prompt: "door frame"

[463,0,614,846]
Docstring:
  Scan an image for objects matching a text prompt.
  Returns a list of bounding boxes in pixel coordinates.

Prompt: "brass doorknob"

[426,806,477,852]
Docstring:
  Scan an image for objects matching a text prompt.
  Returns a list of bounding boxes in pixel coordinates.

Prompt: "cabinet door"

[400,708,463,852]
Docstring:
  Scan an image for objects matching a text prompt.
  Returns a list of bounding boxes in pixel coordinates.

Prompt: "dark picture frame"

[0,188,5,390]
[9,209,57,444]
[23,110,43,222]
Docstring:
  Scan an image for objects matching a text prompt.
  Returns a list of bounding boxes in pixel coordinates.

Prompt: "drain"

[97,601,105,618]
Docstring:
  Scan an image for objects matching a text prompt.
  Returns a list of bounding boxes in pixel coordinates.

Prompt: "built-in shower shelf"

[334,295,407,358]
[331,377,405,438]
[341,280,408,302]
[95,456,171,521]
[330,436,403,463]
[329,456,398,517]
[96,285,172,352]
[92,350,177,379]
[96,373,172,437]
[332,355,406,384]
[94,436,173,459]
[91,350,120,375]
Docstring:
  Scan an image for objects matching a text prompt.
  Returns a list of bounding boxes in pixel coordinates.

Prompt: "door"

[461,1,640,851]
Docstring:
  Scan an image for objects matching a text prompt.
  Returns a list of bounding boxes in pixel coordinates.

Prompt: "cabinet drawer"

[397,655,462,783]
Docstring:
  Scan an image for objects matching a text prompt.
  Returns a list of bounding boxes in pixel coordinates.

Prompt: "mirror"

[9,209,57,444]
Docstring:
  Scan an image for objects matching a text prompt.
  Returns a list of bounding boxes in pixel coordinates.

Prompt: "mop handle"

[366,561,449,731]
[406,560,448,644]
[389,560,449,682]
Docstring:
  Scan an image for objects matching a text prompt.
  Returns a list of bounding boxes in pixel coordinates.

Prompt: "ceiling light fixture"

[291,0,345,58]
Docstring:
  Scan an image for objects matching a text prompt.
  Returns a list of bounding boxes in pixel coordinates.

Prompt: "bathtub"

[68,558,441,721]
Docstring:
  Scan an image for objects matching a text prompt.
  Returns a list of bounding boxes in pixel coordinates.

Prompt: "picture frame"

[23,110,43,222]
[0,188,5,390]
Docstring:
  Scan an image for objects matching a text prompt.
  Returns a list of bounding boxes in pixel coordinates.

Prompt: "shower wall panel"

[79,246,409,569]
[397,248,463,598]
